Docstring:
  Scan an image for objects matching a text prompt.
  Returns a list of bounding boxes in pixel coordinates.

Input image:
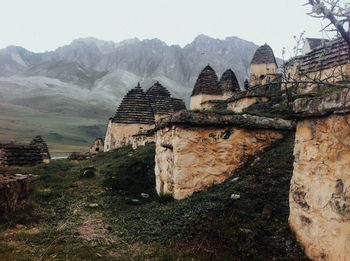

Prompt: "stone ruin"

[0,174,28,216]
[0,136,50,167]
[90,138,104,155]
[104,82,186,151]
[30,135,51,163]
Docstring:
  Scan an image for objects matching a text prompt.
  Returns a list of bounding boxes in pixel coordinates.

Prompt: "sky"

[0,0,328,58]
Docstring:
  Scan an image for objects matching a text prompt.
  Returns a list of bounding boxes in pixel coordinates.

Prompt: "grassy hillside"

[0,103,109,155]
[0,136,308,260]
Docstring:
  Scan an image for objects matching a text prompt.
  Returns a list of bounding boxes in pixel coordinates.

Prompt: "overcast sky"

[0,0,327,58]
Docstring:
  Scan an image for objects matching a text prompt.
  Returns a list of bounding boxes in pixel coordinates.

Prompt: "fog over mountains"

[0,35,278,149]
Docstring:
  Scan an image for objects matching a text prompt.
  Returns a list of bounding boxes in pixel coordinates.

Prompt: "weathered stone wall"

[90,138,104,155]
[154,114,171,122]
[104,120,155,151]
[286,63,350,94]
[250,63,277,87]
[290,114,350,261]
[227,96,269,113]
[199,100,221,110]
[290,91,350,260]
[0,144,43,167]
[155,111,293,199]
[0,174,28,216]
[190,94,225,110]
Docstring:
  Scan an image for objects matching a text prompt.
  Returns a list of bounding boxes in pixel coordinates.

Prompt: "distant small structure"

[250,44,278,87]
[0,136,50,167]
[89,138,104,155]
[219,69,241,98]
[30,136,51,163]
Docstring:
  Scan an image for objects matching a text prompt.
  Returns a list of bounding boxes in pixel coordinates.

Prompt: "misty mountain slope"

[183,35,258,85]
[0,76,114,116]
[0,35,281,151]
[22,60,107,88]
[0,46,50,76]
[54,37,117,68]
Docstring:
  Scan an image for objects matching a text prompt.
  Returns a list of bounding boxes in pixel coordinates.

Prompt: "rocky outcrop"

[155,111,294,199]
[0,174,28,216]
[67,152,91,161]
[290,92,350,260]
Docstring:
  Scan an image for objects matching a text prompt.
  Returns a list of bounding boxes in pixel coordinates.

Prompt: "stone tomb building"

[190,65,223,110]
[146,81,186,121]
[190,66,241,110]
[104,82,186,151]
[219,69,241,99]
[104,83,155,151]
[90,138,104,155]
[250,44,278,87]
[284,38,350,95]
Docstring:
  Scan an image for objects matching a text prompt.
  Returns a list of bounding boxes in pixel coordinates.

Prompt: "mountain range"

[0,35,281,153]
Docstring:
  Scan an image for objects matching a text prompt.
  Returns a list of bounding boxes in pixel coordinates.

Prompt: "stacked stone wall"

[154,111,294,199]
[104,121,155,151]
[0,144,43,167]
[0,174,28,216]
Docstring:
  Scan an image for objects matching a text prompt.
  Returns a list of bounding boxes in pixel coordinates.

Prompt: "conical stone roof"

[191,65,221,96]
[219,69,240,93]
[112,84,155,124]
[146,81,171,98]
[251,44,277,65]
[167,98,186,113]
[146,82,186,115]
